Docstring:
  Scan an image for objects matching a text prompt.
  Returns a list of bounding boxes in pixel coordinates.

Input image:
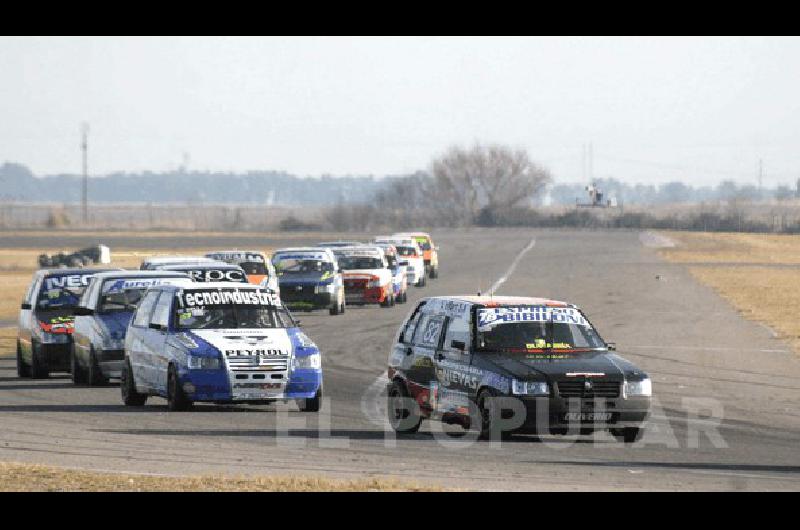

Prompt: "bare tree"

[431,143,551,225]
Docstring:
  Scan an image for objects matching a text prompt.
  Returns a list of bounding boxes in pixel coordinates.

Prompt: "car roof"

[427,295,576,308]
[36,267,120,277]
[176,281,266,290]
[205,250,265,258]
[161,262,241,271]
[88,270,191,280]
[273,247,335,256]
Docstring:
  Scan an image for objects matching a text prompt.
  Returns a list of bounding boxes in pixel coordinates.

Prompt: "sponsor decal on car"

[477,306,589,330]
[179,289,280,307]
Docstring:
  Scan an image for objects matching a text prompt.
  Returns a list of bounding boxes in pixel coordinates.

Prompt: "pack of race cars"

[14,230,652,441]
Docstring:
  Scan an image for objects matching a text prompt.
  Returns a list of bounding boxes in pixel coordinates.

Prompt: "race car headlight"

[294,353,321,370]
[367,279,382,288]
[102,337,125,351]
[314,283,334,293]
[511,379,549,396]
[624,378,652,398]
[296,331,316,348]
[187,355,221,370]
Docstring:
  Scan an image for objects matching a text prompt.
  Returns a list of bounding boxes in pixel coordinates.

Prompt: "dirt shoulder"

[659,231,800,354]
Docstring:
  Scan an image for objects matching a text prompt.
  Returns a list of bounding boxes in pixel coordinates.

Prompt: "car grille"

[280,284,314,301]
[226,355,289,372]
[344,279,368,292]
[556,380,620,398]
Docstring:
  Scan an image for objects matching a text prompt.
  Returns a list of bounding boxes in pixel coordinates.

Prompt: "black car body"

[387,296,651,442]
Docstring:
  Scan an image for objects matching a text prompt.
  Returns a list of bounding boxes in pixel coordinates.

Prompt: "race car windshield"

[99,288,145,313]
[276,259,333,274]
[415,239,432,251]
[36,280,89,310]
[238,261,267,275]
[175,305,294,330]
[337,256,383,270]
[476,306,605,351]
[395,246,418,257]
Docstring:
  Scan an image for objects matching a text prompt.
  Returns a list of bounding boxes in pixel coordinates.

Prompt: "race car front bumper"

[178,366,322,403]
[345,285,388,305]
[279,285,334,310]
[36,342,71,371]
[504,396,651,433]
[97,348,125,378]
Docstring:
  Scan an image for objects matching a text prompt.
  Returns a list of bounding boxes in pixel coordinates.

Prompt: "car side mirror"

[74,307,93,316]
[20,302,32,310]
[149,323,164,331]
[606,342,616,351]
[451,339,466,351]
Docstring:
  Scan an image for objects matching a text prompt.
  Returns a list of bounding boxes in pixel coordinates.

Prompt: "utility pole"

[81,123,89,223]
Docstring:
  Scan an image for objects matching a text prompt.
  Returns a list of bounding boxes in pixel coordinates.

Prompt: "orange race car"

[393,232,439,279]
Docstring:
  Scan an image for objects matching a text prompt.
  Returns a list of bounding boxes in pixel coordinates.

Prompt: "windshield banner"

[180,289,280,308]
[207,251,265,263]
[477,306,589,331]
[274,252,329,262]
[102,277,187,294]
[44,274,93,290]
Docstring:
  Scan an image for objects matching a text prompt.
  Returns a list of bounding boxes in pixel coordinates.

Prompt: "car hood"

[188,328,293,357]
[477,351,639,380]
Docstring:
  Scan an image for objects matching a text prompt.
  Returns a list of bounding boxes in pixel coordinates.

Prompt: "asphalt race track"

[1,228,799,490]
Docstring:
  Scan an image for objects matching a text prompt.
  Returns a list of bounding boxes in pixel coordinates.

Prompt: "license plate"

[563,412,612,422]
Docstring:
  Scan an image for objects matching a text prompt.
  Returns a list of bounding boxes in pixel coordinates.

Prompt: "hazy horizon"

[2,36,799,187]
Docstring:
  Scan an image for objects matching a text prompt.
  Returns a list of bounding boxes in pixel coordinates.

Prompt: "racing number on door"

[421,318,443,346]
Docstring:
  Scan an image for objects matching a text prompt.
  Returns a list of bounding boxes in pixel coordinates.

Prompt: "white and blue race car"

[121,282,322,411]
[72,271,192,385]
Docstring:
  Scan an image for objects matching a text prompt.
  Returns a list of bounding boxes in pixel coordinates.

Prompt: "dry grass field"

[0,462,441,492]
[660,231,800,354]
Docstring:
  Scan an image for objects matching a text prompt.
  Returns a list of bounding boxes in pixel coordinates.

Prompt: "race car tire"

[329,302,340,316]
[477,388,513,441]
[387,380,422,434]
[121,358,147,407]
[29,341,49,379]
[430,267,438,279]
[298,387,322,412]
[167,365,192,411]
[611,427,643,444]
[16,341,30,378]
[87,347,108,386]
[416,275,426,288]
[70,345,87,385]
[381,292,394,308]
[397,291,407,304]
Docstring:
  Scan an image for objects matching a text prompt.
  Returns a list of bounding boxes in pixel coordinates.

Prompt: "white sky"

[2,36,799,186]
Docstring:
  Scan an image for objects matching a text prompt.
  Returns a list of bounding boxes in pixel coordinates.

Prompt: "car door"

[128,290,160,391]
[145,291,173,394]
[432,314,475,416]
[18,276,40,360]
[408,310,445,415]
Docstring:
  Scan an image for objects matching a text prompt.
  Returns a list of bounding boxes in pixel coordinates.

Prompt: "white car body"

[374,237,426,286]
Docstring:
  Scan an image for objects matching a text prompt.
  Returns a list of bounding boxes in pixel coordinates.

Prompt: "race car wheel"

[329,301,340,316]
[477,388,513,441]
[611,427,643,444]
[70,345,87,385]
[167,365,192,411]
[381,292,394,308]
[298,387,322,412]
[29,341,49,379]
[87,347,108,386]
[429,267,438,279]
[16,341,30,378]
[417,275,426,288]
[121,358,147,407]
[387,380,422,434]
